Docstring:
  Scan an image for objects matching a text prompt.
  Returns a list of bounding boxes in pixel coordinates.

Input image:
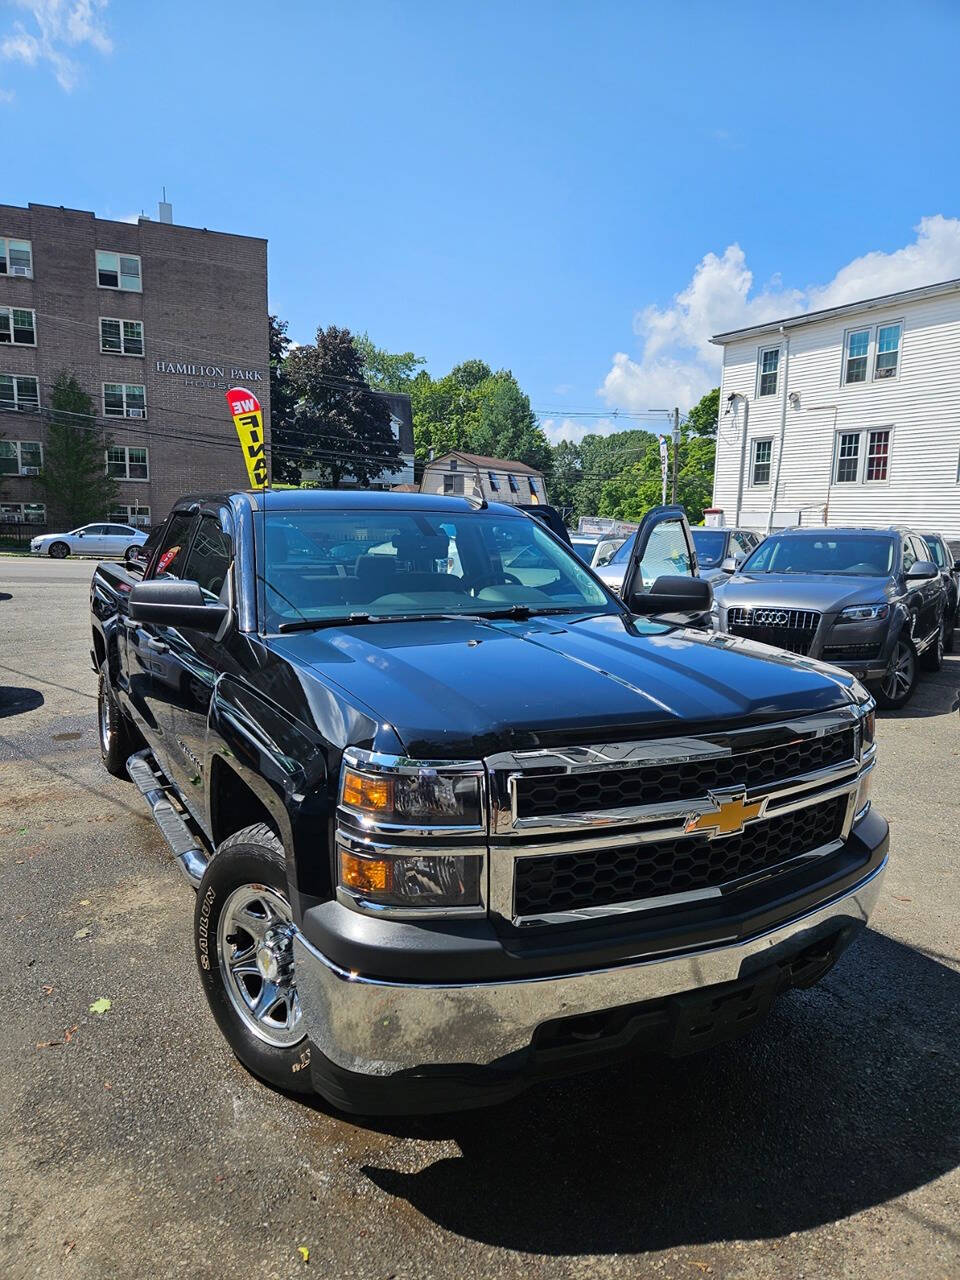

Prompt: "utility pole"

[671,406,680,505]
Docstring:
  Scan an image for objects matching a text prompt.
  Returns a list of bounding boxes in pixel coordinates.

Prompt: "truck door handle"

[145,636,169,653]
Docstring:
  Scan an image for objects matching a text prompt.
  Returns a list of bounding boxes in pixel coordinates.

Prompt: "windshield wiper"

[276,605,597,633]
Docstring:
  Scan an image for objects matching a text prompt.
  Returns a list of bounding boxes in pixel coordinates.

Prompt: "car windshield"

[609,531,636,565]
[570,537,597,562]
[741,533,895,576]
[691,529,727,567]
[258,508,613,631]
[922,536,945,568]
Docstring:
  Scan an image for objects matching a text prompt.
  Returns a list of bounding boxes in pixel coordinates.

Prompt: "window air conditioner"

[11,266,31,277]
[127,408,145,418]
[20,466,40,475]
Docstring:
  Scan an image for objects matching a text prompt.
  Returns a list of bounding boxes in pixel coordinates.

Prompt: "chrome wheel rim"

[882,640,914,700]
[217,884,303,1047]
[98,682,111,752]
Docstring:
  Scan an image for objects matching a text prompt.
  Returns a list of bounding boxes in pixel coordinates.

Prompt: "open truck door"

[619,505,712,626]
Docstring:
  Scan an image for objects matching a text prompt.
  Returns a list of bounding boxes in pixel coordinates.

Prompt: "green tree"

[573,429,657,519]
[282,325,403,488]
[686,387,720,438]
[597,431,715,524]
[268,315,299,484]
[546,439,583,518]
[36,372,117,526]
[355,333,426,392]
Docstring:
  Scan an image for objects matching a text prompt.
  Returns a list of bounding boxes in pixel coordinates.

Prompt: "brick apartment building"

[0,201,269,531]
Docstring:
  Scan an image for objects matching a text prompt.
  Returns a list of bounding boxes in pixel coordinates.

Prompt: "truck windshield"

[741,533,895,576]
[258,509,612,631]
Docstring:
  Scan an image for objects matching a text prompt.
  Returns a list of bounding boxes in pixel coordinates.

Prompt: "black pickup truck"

[90,490,887,1114]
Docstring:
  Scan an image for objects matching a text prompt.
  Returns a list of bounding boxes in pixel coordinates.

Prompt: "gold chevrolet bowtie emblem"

[684,790,766,838]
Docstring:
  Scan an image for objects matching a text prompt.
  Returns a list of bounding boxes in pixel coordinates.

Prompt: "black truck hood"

[268,613,857,759]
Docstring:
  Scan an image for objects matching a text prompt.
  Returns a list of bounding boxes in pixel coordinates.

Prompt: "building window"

[835,432,861,483]
[750,438,773,486]
[100,317,144,356]
[442,473,463,495]
[0,501,45,524]
[757,346,780,397]
[528,477,540,497]
[96,250,142,292]
[0,307,36,346]
[109,504,151,528]
[487,470,500,491]
[844,328,870,384]
[508,474,520,493]
[103,382,146,418]
[0,440,42,475]
[865,429,890,481]
[0,237,33,278]
[833,428,891,484]
[0,373,40,412]
[106,445,149,480]
[874,323,902,380]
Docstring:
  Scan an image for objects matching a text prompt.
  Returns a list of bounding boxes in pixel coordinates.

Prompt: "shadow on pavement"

[878,657,960,721]
[0,686,44,718]
[359,929,959,1254]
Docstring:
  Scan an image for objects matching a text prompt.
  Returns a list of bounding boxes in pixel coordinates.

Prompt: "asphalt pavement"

[1,555,957,1280]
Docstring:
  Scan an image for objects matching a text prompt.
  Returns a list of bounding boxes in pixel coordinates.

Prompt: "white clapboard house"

[710,277,960,538]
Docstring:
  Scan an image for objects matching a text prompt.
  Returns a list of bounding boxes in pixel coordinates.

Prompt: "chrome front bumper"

[292,856,886,1078]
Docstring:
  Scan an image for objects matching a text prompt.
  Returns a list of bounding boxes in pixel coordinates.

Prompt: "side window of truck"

[638,518,693,588]
[182,515,232,602]
[151,512,196,579]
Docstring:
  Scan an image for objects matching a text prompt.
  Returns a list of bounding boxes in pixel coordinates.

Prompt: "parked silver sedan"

[30,522,148,560]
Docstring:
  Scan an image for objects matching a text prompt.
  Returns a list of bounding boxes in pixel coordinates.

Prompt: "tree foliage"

[356,333,426,391]
[277,326,403,488]
[268,315,299,484]
[686,387,720,438]
[36,372,117,526]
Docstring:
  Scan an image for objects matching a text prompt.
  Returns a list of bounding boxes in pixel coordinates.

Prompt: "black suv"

[714,526,947,709]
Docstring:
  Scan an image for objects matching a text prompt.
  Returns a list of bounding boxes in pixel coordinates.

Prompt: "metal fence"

[0,520,47,549]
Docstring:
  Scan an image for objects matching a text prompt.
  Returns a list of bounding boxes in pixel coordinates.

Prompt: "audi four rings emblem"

[756,609,790,626]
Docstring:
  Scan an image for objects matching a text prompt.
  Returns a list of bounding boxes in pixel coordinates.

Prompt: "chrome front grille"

[726,606,822,656]
[485,709,870,926]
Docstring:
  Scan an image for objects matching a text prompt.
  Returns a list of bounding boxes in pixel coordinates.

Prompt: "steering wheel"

[469,572,522,595]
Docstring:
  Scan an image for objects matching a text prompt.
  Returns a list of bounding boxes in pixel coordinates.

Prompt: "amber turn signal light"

[340,849,393,895]
[342,769,393,812]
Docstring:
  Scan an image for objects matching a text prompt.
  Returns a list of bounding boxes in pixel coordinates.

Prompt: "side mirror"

[906,560,938,581]
[129,578,228,632]
[76,531,85,538]
[628,574,713,621]
[953,559,960,573]
[721,555,739,574]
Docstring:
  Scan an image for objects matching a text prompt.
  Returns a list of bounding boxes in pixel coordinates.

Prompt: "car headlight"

[837,603,889,622]
[336,752,486,915]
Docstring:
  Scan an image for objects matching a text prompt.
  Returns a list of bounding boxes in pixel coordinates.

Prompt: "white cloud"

[1,0,112,92]
[540,416,623,445]
[600,216,960,415]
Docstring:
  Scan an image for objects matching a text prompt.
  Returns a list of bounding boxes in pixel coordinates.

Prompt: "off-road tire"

[194,825,315,1095]
[98,662,137,777]
[49,541,69,559]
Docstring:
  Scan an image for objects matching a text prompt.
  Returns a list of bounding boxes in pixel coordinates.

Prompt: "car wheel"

[97,662,137,777]
[48,541,69,559]
[124,544,140,561]
[920,620,946,672]
[876,636,917,709]
[194,824,315,1095]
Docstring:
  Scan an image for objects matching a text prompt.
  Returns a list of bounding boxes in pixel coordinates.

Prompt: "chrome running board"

[126,749,209,889]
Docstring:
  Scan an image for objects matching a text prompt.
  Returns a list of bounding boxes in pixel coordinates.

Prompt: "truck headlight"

[340,756,483,828]
[337,752,487,916]
[837,603,889,623]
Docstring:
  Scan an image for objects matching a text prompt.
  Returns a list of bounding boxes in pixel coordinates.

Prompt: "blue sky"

[4,0,960,441]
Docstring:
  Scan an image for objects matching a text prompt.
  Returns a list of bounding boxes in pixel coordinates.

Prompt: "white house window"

[0,440,42,475]
[0,373,39,412]
[100,317,144,356]
[96,250,142,292]
[874,323,902,379]
[103,382,146,418]
[1,501,45,523]
[0,237,33,278]
[106,445,149,480]
[750,438,772,486]
[0,307,36,346]
[758,346,780,397]
[835,432,860,483]
[110,504,151,527]
[487,470,500,491]
[443,473,463,494]
[844,329,870,384]
[508,474,520,494]
[865,429,890,481]
[834,428,891,484]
